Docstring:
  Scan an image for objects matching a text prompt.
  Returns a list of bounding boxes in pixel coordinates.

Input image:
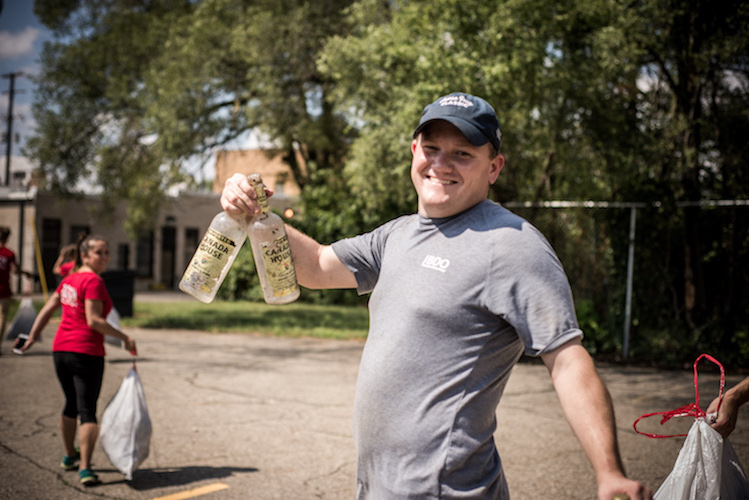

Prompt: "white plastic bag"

[653,419,749,499]
[6,297,39,340]
[104,307,123,347]
[99,366,152,480]
[722,438,749,499]
[636,354,749,499]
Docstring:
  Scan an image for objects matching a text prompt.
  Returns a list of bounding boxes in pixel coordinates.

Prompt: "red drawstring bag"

[634,354,749,499]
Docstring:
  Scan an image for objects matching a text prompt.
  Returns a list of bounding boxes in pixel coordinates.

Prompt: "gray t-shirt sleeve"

[484,221,583,356]
[331,218,402,295]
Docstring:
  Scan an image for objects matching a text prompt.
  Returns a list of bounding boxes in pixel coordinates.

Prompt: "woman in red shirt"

[18,235,137,486]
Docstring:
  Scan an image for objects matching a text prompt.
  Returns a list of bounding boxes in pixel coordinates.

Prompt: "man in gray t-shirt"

[332,201,583,498]
[221,92,652,500]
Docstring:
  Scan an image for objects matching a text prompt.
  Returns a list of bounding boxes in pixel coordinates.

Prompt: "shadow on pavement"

[107,357,154,364]
[105,465,259,490]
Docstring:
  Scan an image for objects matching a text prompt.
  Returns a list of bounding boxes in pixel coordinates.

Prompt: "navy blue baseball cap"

[413,92,502,152]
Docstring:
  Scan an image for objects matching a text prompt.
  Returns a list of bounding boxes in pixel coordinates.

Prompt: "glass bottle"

[247,174,300,304]
[178,211,249,303]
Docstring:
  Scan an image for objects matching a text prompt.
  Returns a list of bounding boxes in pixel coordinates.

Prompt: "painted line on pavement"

[151,482,230,500]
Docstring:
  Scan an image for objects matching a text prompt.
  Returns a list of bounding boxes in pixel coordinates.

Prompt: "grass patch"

[120,300,370,341]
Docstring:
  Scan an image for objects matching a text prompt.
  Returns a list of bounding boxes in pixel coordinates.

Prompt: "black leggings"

[53,352,104,424]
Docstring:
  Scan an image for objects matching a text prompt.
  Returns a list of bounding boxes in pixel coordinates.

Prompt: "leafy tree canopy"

[28,0,355,237]
[316,0,749,361]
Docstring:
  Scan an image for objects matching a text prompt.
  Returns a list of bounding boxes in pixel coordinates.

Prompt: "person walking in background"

[0,226,33,340]
[53,244,77,281]
[708,376,749,439]
[15,234,137,487]
[221,92,652,499]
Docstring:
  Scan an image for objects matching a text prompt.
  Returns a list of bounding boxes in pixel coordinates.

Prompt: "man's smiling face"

[411,120,504,218]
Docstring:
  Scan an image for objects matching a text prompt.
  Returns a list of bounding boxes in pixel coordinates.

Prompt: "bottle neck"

[253,183,270,214]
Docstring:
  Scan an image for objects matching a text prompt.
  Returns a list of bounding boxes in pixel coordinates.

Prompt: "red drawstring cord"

[633,353,725,438]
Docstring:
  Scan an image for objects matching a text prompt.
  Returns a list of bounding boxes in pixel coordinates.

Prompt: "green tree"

[318,0,640,317]
[616,0,749,361]
[27,0,355,238]
[142,0,356,190]
[319,0,643,218]
[318,0,749,365]
[28,0,193,236]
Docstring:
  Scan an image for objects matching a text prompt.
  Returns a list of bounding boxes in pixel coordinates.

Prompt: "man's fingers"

[222,176,256,214]
[221,173,276,216]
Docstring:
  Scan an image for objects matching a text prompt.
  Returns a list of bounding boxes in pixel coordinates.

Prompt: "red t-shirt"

[0,246,17,299]
[59,261,75,277]
[53,271,113,357]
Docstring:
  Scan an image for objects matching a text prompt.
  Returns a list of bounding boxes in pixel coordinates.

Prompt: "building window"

[184,228,199,272]
[11,171,26,190]
[136,231,154,278]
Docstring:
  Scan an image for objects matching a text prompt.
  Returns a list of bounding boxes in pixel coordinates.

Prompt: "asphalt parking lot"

[1,295,747,499]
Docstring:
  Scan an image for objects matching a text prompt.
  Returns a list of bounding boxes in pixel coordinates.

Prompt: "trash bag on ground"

[634,354,749,500]
[99,366,152,480]
[5,296,38,340]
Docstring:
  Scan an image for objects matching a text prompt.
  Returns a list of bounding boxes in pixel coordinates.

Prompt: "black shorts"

[53,351,105,424]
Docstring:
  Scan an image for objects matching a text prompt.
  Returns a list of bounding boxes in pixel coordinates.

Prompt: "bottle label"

[185,227,238,293]
[253,183,270,214]
[261,234,298,297]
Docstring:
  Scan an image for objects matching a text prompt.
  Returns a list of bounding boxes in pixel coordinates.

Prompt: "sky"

[0,0,52,180]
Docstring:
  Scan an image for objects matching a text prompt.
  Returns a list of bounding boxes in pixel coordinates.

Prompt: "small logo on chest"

[421,254,450,273]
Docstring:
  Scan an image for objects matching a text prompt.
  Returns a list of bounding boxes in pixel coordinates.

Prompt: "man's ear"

[489,154,505,185]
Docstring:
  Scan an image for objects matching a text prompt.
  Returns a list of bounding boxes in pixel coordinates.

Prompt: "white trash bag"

[722,438,749,499]
[6,296,39,340]
[104,307,123,347]
[635,354,749,500]
[99,366,152,480]
[653,419,748,499]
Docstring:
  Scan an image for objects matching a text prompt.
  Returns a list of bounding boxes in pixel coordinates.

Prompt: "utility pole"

[2,71,27,293]
[3,71,24,187]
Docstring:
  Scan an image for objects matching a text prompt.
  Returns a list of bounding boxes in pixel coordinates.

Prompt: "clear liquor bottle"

[247,174,300,305]
[178,211,249,303]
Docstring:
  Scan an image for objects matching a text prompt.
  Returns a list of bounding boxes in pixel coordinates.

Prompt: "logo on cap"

[439,95,474,109]
[413,92,502,152]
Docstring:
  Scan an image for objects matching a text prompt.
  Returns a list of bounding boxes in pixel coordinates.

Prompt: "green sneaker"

[79,469,101,486]
[60,450,81,470]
